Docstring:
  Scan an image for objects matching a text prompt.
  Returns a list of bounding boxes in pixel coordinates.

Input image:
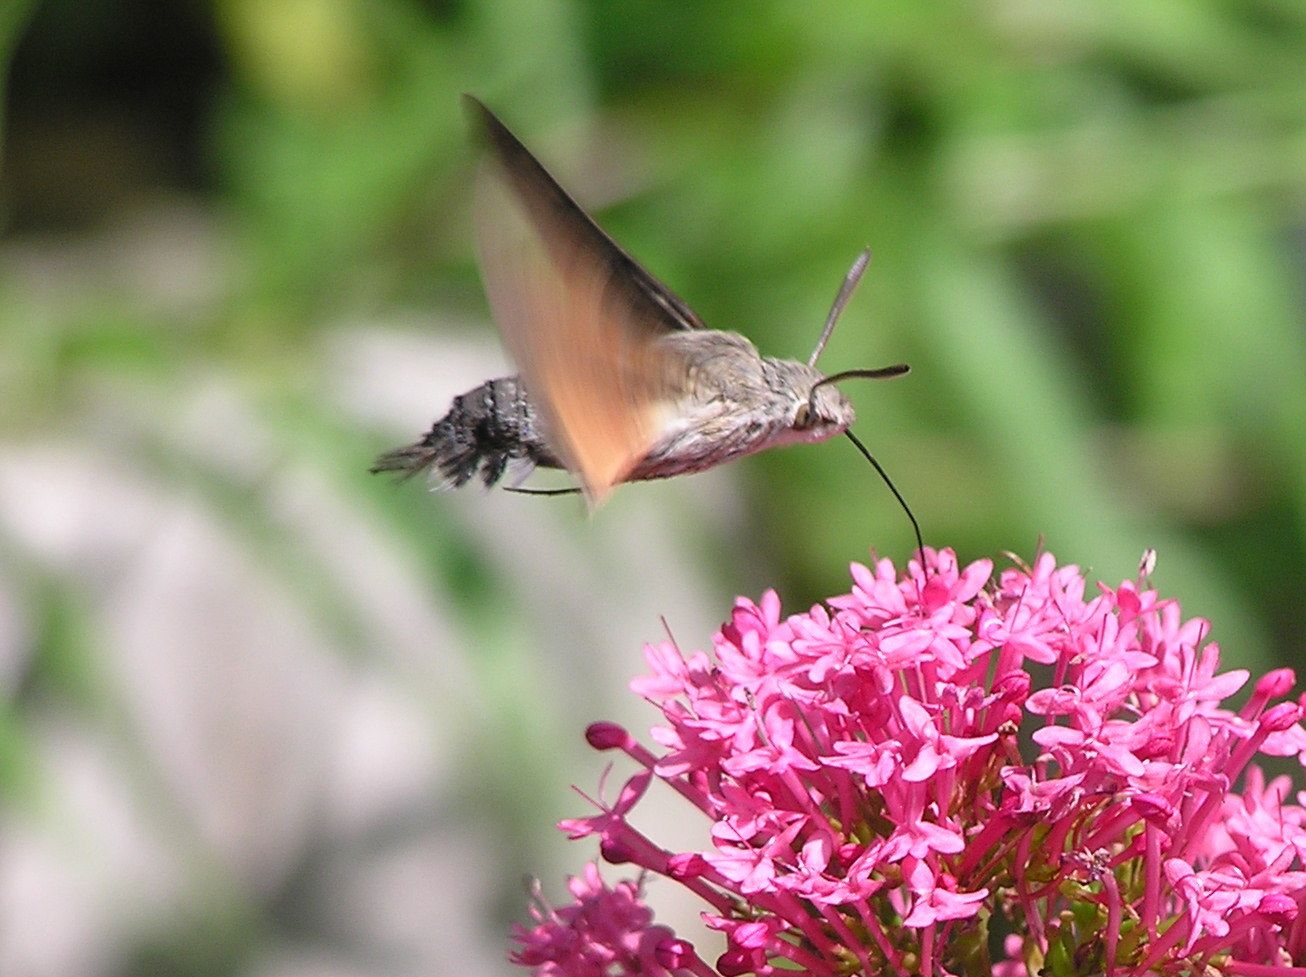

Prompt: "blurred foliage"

[2,0,1306,974]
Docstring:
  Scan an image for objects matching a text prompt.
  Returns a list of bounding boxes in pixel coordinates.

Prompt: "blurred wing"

[466,96,695,502]
[465,95,705,335]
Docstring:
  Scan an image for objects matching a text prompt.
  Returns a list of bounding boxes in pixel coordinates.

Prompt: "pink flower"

[901,858,990,926]
[510,864,684,977]
[896,695,996,782]
[513,549,1306,977]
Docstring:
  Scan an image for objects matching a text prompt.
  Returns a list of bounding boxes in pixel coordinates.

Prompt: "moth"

[374,96,917,536]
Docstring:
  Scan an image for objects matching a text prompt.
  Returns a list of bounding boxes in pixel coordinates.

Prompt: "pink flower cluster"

[511,549,1306,976]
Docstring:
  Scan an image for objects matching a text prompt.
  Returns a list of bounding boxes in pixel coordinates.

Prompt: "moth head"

[792,381,856,439]
[797,365,910,440]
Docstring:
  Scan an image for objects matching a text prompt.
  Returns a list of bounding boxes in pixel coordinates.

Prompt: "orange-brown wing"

[466,96,693,503]
[465,95,705,336]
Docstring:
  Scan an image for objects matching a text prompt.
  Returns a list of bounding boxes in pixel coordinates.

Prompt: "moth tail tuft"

[371,377,560,491]
[369,444,431,480]
[370,425,482,490]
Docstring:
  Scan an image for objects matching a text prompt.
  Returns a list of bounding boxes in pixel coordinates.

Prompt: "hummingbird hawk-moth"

[373,95,916,528]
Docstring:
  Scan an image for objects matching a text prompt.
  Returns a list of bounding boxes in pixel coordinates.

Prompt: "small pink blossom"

[513,549,1306,976]
[510,864,684,977]
[901,858,990,926]
[896,695,996,782]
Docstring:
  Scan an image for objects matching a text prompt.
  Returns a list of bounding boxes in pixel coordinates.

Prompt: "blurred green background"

[2,1,1306,975]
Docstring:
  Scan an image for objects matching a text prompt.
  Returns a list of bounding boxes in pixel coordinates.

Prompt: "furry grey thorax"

[629,330,855,480]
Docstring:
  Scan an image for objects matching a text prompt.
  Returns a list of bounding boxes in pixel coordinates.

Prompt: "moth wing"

[467,98,690,503]
[465,95,705,336]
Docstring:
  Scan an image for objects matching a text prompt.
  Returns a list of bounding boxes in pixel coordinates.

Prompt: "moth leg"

[504,485,584,497]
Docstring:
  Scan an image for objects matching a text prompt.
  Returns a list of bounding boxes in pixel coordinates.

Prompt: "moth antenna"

[808,247,874,368]
[843,429,926,574]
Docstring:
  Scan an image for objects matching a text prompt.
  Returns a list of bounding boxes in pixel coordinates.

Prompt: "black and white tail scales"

[370,376,560,488]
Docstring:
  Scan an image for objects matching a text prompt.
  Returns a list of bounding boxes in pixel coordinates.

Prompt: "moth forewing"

[463,95,706,337]
[471,139,679,503]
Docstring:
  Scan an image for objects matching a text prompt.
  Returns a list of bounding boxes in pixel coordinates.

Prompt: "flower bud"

[1257,892,1298,925]
[994,669,1032,703]
[1256,669,1296,700]
[666,852,708,880]
[600,838,635,865]
[586,722,630,751]
[1260,702,1302,733]
[1131,793,1175,825]
[655,938,696,969]
[717,949,753,977]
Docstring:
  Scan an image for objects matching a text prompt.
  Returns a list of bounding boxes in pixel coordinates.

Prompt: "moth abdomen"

[371,376,562,488]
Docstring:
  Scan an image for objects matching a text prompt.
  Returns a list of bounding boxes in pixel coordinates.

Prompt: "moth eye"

[794,403,812,428]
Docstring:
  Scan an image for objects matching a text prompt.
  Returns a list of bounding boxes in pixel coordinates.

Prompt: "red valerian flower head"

[512,549,1306,976]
